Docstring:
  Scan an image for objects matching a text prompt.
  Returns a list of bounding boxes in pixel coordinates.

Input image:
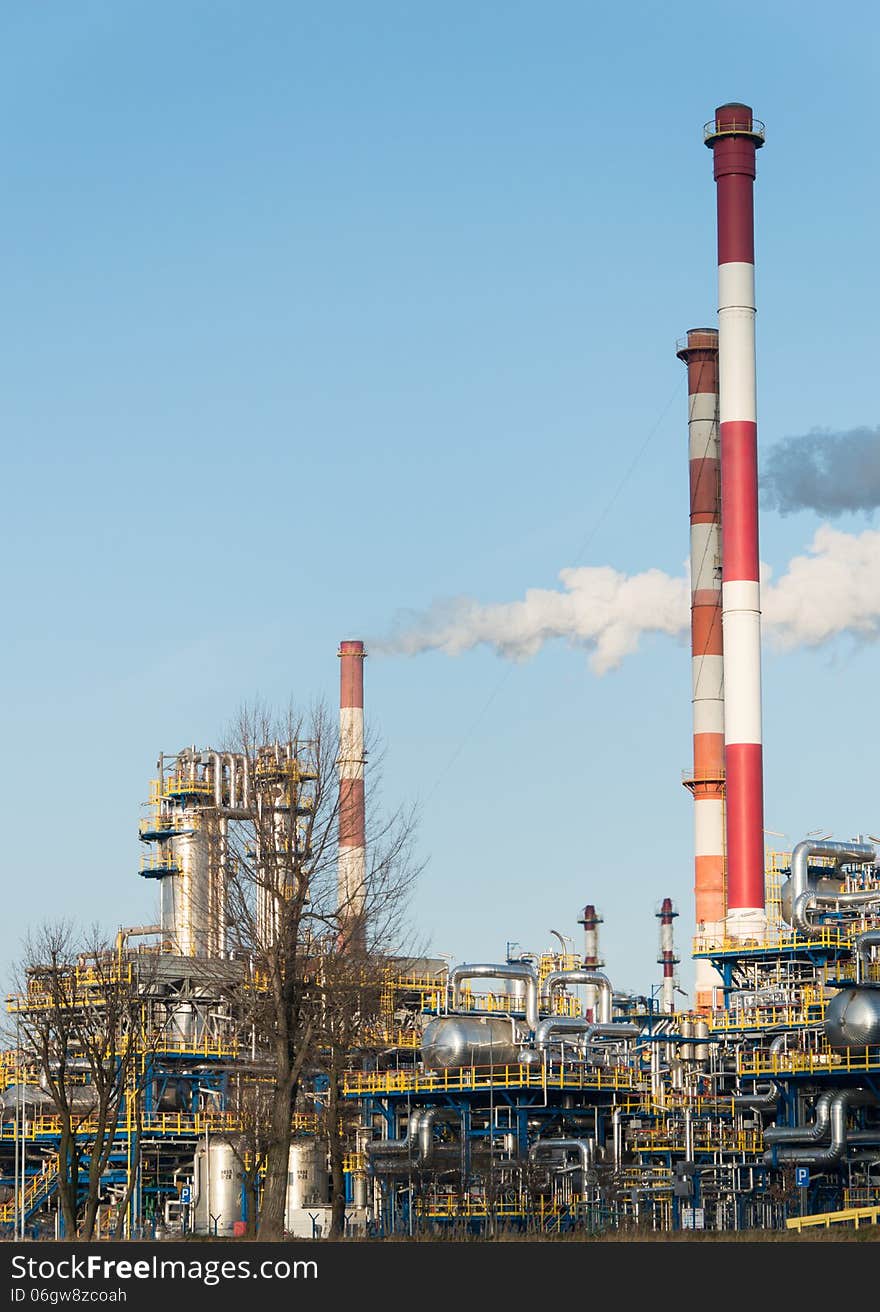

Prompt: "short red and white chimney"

[338,640,367,946]
[657,897,680,1015]
[705,103,767,942]
[578,904,604,1021]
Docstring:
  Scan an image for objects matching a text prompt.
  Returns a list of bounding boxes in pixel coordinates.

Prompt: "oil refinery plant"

[3,103,880,1240]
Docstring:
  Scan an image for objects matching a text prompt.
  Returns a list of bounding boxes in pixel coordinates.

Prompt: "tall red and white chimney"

[677,328,725,1008]
[338,640,366,946]
[705,103,766,942]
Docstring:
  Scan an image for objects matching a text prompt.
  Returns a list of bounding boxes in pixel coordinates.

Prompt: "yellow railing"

[694,925,856,956]
[414,1196,579,1219]
[0,1111,240,1141]
[343,1153,366,1173]
[630,1127,763,1154]
[739,1045,880,1077]
[343,1063,638,1096]
[0,1157,58,1223]
[709,1003,826,1033]
[703,117,766,141]
[787,1204,880,1232]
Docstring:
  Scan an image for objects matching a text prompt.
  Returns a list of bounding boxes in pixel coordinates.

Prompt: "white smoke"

[378,528,880,673]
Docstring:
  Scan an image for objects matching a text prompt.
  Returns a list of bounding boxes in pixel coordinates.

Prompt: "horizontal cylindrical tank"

[286,1142,329,1214]
[191,1142,244,1236]
[825,987,880,1049]
[421,1016,521,1070]
[780,875,842,925]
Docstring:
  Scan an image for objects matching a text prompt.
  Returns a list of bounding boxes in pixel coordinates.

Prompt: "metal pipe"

[765,1090,876,1166]
[764,1090,836,1145]
[856,930,880,984]
[115,924,162,955]
[731,1081,778,1110]
[451,963,539,1031]
[540,969,612,1024]
[533,1017,592,1053]
[705,103,767,941]
[417,1109,461,1166]
[528,1138,594,1175]
[790,839,876,936]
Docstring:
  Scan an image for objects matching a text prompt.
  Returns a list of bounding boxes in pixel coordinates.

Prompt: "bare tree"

[222,699,422,1238]
[10,923,150,1239]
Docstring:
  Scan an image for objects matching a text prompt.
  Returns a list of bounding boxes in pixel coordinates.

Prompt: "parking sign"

[180,1185,192,1205]
[795,1167,809,1187]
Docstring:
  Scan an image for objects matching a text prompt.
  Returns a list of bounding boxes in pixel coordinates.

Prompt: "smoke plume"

[378,528,880,673]
[761,427,880,516]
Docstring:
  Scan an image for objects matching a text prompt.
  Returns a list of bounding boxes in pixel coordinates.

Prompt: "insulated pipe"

[763,1090,836,1145]
[540,970,612,1025]
[528,1138,593,1176]
[790,839,876,937]
[338,640,367,948]
[115,924,163,956]
[451,963,539,1031]
[366,1110,423,1157]
[657,898,679,1015]
[417,1109,461,1166]
[856,931,880,984]
[705,103,766,941]
[677,328,726,1009]
[577,904,603,1019]
[533,1017,593,1053]
[766,1090,875,1166]
[731,1082,778,1110]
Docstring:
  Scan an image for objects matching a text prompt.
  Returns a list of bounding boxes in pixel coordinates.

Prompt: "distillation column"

[705,103,767,942]
[677,327,726,1008]
[338,640,367,948]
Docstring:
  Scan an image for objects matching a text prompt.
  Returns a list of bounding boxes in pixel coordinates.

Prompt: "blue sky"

[1,2,878,999]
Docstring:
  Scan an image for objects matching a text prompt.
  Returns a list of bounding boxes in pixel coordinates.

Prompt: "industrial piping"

[677,328,726,1008]
[450,963,539,1031]
[540,970,613,1025]
[705,103,767,942]
[789,838,877,937]
[338,640,367,947]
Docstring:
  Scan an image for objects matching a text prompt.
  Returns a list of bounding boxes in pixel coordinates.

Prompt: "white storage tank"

[191,1142,244,1236]
[285,1141,329,1219]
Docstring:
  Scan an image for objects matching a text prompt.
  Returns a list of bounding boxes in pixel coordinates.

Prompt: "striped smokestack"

[657,897,679,1015]
[677,328,725,1010]
[705,103,767,942]
[338,640,366,948]
[578,904,603,1021]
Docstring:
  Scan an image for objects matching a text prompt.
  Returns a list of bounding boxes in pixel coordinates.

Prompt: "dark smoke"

[761,426,880,516]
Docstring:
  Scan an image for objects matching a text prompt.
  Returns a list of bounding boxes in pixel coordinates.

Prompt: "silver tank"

[421,1016,521,1070]
[285,1142,329,1216]
[192,1142,244,1236]
[825,986,880,1049]
[780,875,842,925]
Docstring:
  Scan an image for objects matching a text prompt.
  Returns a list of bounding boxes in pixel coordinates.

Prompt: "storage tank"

[191,1142,244,1236]
[825,986,880,1049]
[421,1016,521,1070]
[285,1142,329,1216]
